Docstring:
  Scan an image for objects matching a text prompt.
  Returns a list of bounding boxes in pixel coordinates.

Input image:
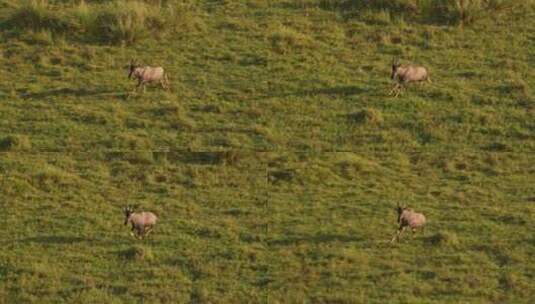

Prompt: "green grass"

[1,0,535,303]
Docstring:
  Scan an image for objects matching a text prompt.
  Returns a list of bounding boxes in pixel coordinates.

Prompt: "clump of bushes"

[429,231,460,247]
[121,245,154,261]
[32,164,80,192]
[348,108,384,125]
[91,2,166,45]
[303,0,528,26]
[268,23,313,54]
[1,0,204,45]
[0,135,32,151]
[423,0,525,25]
[2,0,72,33]
[268,169,296,184]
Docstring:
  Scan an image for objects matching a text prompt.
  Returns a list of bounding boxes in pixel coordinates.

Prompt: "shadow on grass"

[268,233,363,246]
[19,235,88,244]
[302,86,368,96]
[255,85,378,100]
[14,235,127,246]
[20,87,127,100]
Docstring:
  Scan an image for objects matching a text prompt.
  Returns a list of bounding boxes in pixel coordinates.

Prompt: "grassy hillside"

[2,151,535,303]
[1,0,535,303]
[0,0,534,151]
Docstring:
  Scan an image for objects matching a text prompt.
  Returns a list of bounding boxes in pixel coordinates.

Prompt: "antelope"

[389,58,430,97]
[123,206,158,239]
[128,59,170,93]
[391,203,426,243]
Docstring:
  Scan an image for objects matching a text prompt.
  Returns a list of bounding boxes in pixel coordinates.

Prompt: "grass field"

[1,0,535,303]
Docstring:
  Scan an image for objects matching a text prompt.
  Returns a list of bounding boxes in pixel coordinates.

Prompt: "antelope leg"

[390,83,402,97]
[391,226,406,243]
[144,226,153,237]
[388,85,397,96]
[133,80,143,93]
[396,84,404,97]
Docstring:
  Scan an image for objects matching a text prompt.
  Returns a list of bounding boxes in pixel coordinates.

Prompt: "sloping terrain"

[1,1,535,303]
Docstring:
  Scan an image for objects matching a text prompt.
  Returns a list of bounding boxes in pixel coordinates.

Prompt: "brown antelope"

[128,59,170,93]
[391,203,426,243]
[123,206,158,239]
[389,58,430,97]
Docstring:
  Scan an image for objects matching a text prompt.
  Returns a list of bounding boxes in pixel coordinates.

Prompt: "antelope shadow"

[256,85,378,100]
[268,232,363,246]
[20,87,125,99]
[18,235,87,245]
[12,235,127,246]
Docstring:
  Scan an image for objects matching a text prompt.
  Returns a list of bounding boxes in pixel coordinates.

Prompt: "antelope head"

[396,202,406,224]
[123,205,134,225]
[128,59,139,79]
[391,58,401,80]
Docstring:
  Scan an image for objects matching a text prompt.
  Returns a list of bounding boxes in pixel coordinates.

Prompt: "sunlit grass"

[1,0,535,303]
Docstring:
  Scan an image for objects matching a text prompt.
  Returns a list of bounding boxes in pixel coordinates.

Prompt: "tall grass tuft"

[2,0,71,33]
[166,2,207,35]
[2,0,192,45]
[91,2,165,45]
[420,0,524,26]
[317,0,530,26]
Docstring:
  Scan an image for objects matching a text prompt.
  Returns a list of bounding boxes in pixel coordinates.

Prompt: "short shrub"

[0,135,32,151]
[429,231,460,247]
[166,2,207,35]
[121,245,154,261]
[358,0,419,16]
[268,24,312,54]
[348,108,384,125]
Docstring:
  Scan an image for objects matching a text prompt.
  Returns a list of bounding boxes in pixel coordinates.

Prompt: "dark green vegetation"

[1,0,535,303]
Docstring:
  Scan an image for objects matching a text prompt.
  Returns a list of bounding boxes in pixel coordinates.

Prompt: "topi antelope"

[123,206,158,239]
[389,58,430,97]
[128,59,170,93]
[391,203,426,243]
